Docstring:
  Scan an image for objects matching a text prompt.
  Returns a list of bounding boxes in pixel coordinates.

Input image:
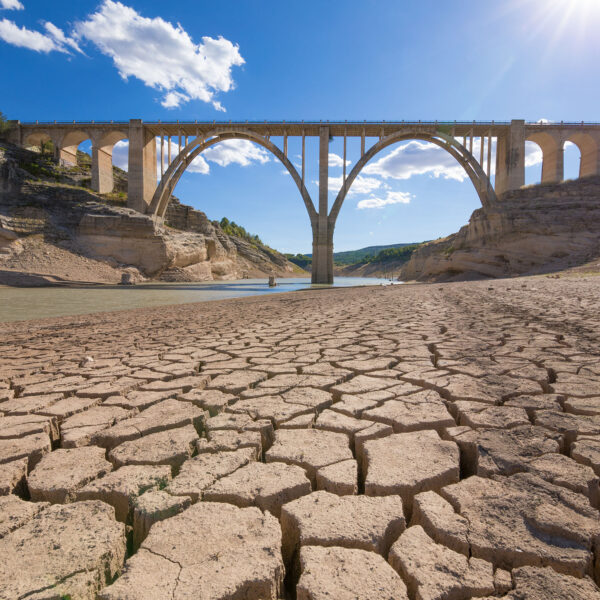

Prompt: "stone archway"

[91,130,128,194]
[567,133,599,179]
[56,130,92,167]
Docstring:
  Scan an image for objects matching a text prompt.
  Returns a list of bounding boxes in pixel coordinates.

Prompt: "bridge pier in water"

[10,119,600,284]
[311,125,334,284]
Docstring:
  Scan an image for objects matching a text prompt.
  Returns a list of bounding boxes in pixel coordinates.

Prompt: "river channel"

[0,277,395,323]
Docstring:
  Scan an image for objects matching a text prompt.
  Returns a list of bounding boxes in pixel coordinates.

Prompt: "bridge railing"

[17,120,600,126]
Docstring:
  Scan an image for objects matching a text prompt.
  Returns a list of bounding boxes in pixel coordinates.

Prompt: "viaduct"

[7,119,600,284]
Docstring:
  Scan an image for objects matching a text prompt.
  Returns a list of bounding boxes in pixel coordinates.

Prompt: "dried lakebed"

[1,277,600,599]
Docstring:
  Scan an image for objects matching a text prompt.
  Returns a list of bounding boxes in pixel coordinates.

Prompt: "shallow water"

[0,277,396,323]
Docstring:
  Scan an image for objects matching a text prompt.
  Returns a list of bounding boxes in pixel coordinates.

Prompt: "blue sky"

[1,0,599,253]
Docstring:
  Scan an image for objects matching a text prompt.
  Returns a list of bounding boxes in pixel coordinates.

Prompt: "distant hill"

[286,242,424,271]
[329,243,421,265]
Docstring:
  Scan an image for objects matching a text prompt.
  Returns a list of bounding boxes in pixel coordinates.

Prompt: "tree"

[0,111,12,139]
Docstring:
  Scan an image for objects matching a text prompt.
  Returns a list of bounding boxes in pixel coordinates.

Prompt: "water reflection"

[0,277,395,323]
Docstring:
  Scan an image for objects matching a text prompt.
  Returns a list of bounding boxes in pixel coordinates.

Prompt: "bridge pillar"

[495,119,525,196]
[91,145,114,194]
[312,126,333,284]
[128,119,156,213]
[541,143,564,184]
[56,146,78,167]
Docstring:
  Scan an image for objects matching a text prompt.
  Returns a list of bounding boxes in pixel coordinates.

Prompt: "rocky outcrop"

[0,142,302,284]
[401,177,600,281]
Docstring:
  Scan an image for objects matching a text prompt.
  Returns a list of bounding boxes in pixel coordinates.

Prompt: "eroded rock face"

[400,176,600,281]
[0,500,126,600]
[98,502,284,600]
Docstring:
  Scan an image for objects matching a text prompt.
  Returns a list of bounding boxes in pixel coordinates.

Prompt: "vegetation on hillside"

[0,111,12,139]
[285,253,312,269]
[359,243,422,264]
[285,243,422,270]
[330,243,420,265]
[219,217,265,245]
[217,217,283,256]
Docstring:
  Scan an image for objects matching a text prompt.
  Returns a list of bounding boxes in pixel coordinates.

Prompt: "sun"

[502,0,600,51]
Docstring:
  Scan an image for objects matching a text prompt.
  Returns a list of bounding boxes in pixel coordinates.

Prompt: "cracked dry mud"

[1,277,600,599]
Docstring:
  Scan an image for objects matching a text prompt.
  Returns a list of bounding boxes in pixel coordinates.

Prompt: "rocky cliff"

[400,177,600,281]
[0,142,303,285]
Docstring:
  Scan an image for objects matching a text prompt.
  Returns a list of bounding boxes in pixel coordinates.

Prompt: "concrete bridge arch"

[328,130,496,228]
[148,129,316,224]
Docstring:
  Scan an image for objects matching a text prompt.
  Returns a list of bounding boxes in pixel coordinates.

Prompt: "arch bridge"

[8,119,600,283]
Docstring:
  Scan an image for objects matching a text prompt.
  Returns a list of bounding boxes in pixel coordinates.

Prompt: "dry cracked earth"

[1,278,600,599]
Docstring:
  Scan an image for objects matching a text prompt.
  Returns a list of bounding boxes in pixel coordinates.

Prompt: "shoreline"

[0,276,394,325]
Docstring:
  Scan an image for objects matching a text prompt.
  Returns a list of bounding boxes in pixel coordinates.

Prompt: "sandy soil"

[1,278,600,599]
[0,235,127,286]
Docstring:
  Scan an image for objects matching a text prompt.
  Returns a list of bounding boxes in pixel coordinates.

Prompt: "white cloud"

[156,138,210,174]
[524,141,543,168]
[202,139,270,168]
[0,18,81,53]
[74,1,244,110]
[327,174,383,195]
[112,140,129,171]
[328,152,351,168]
[0,18,74,53]
[0,0,23,10]
[44,22,82,54]
[113,138,268,176]
[364,140,468,182]
[357,190,412,209]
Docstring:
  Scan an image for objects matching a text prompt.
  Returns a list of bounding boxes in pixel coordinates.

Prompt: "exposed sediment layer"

[1,278,600,598]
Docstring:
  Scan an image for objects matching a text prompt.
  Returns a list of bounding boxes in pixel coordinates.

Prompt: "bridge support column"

[495,119,525,196]
[541,144,564,184]
[91,145,114,194]
[578,135,600,178]
[56,146,78,167]
[312,126,333,284]
[128,119,156,213]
